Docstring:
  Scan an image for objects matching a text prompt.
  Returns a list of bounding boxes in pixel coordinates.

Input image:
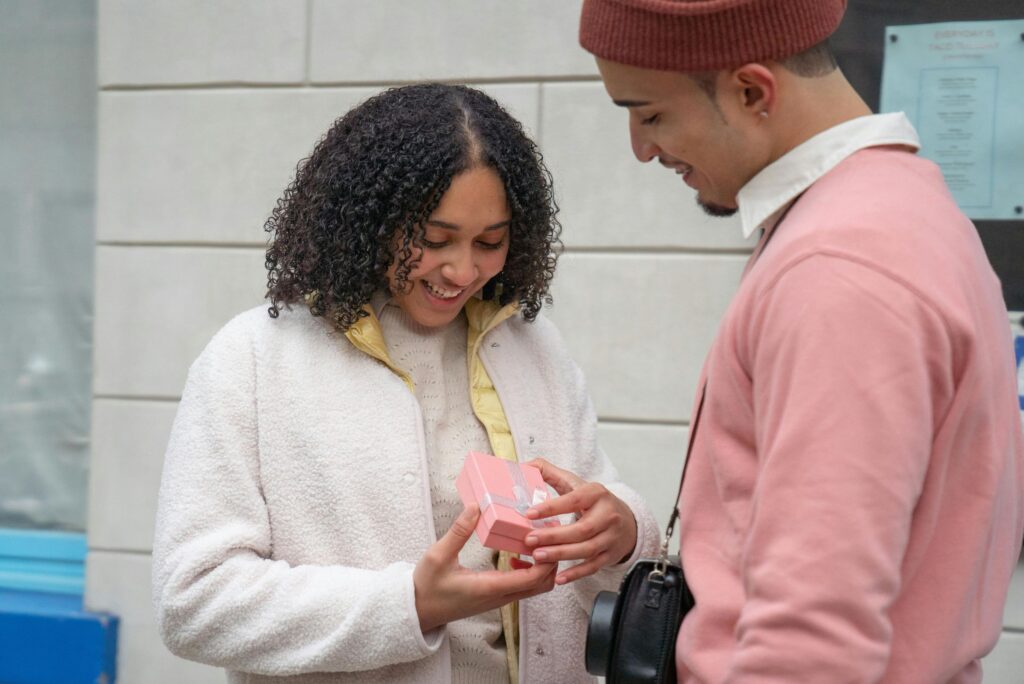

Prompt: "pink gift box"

[455,451,560,555]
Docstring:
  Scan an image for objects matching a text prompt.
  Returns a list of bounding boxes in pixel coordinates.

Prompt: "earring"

[759,110,769,118]
[482,274,505,301]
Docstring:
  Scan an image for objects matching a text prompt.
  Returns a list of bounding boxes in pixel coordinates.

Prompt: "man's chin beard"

[696,196,738,217]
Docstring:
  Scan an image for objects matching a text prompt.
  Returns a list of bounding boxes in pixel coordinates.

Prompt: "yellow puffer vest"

[344,297,523,684]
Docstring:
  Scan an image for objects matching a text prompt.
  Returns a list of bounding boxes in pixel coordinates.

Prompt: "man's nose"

[629,122,659,163]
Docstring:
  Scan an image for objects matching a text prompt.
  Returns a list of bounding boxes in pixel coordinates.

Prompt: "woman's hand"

[413,504,558,633]
[522,458,638,585]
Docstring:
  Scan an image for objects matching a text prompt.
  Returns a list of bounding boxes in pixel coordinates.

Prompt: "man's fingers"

[434,504,480,559]
[526,458,584,496]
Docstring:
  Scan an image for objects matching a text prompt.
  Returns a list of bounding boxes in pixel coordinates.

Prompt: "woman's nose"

[442,247,478,286]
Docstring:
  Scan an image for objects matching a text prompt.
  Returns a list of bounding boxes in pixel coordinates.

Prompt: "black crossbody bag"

[584,198,800,683]
[583,388,703,683]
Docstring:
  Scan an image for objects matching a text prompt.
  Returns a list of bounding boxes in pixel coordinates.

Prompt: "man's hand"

[522,458,638,585]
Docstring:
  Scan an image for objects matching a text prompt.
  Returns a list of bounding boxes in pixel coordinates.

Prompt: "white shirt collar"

[736,112,921,238]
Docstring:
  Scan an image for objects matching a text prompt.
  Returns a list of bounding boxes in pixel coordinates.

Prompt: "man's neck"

[768,70,873,165]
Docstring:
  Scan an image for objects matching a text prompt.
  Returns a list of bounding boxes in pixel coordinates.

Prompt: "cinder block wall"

[86,1,1024,681]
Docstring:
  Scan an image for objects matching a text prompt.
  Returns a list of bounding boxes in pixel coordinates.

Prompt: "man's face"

[596,57,762,217]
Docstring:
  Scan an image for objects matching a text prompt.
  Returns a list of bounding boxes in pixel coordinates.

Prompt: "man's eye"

[640,113,660,126]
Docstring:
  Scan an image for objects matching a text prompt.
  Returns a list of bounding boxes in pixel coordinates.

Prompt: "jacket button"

[535,646,545,656]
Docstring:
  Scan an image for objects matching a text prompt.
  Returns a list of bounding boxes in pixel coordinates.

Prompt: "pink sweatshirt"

[676,146,1024,682]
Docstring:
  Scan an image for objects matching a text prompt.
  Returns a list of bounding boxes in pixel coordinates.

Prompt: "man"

[574,0,1024,681]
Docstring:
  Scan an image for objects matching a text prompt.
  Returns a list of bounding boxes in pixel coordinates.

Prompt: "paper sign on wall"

[879,19,1024,220]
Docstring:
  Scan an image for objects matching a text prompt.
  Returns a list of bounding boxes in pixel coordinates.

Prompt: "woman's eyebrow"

[426,219,511,231]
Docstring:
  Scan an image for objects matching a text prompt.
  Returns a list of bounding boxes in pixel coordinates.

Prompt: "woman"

[152,84,659,684]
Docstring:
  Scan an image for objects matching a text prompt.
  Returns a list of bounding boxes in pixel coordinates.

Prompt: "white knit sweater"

[152,304,661,684]
[378,303,507,684]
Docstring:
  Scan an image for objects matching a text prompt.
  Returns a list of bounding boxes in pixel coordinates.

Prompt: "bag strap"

[655,195,804,565]
[661,384,705,552]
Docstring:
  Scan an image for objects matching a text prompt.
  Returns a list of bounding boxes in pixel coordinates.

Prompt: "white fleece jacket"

[152,304,660,683]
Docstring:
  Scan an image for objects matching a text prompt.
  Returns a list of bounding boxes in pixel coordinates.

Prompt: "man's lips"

[659,157,694,181]
[664,162,693,175]
[663,161,696,188]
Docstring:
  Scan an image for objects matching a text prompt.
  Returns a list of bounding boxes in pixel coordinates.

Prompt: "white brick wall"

[88,1,1024,681]
[98,0,306,86]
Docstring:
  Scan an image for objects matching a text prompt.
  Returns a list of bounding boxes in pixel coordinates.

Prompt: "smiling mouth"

[673,163,693,177]
[669,162,698,189]
[422,280,465,301]
[659,157,694,181]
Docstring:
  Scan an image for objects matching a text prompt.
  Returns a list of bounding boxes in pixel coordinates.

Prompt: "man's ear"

[727,63,777,119]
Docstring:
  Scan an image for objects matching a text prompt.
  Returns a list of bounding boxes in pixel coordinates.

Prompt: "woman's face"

[387,165,511,328]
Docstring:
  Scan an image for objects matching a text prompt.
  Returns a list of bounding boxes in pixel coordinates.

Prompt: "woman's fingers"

[525,481,603,520]
[494,561,558,597]
[530,530,615,564]
[555,553,612,584]
[432,504,480,561]
[526,484,638,570]
[420,466,637,621]
[526,458,584,496]
[525,514,593,548]
[414,510,558,631]
[461,562,557,603]
[504,563,559,602]
[525,491,618,548]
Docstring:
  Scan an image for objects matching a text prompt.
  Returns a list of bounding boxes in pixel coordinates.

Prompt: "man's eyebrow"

[426,219,511,231]
[612,99,651,108]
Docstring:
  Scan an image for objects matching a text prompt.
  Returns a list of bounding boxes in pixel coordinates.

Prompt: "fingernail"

[534,549,548,560]
[555,575,568,585]
[525,508,539,519]
[525,535,538,546]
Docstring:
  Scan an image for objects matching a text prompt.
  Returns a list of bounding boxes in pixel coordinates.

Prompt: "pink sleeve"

[726,254,954,682]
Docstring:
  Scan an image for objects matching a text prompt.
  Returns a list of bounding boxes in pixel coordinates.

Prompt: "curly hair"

[264,83,561,330]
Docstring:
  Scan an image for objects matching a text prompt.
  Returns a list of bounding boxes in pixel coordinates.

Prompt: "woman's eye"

[421,238,448,249]
[477,240,505,250]
[640,113,660,126]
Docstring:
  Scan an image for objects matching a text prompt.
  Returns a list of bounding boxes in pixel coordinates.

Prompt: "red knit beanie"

[579,0,847,72]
